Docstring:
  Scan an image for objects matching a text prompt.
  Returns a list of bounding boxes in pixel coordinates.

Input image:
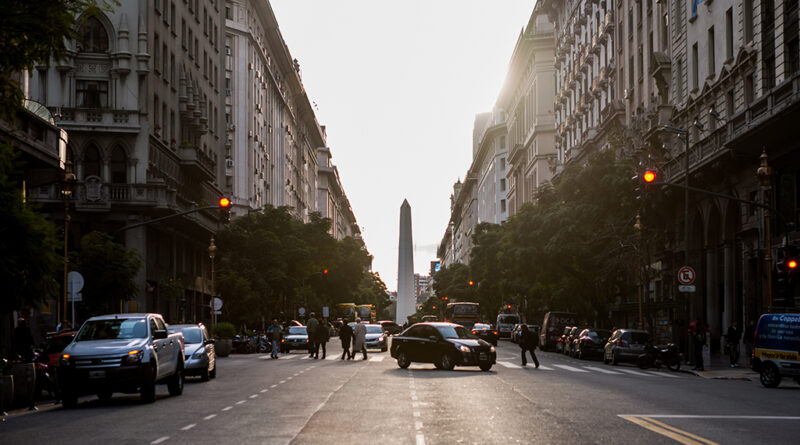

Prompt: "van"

[496,313,521,338]
[540,311,577,351]
[752,313,800,387]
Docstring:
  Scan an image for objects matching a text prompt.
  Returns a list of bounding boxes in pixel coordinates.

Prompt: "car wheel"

[97,390,113,402]
[479,363,492,372]
[167,363,184,396]
[140,365,156,404]
[667,360,681,372]
[760,363,782,388]
[209,363,217,379]
[396,351,410,369]
[439,353,455,371]
[200,366,210,382]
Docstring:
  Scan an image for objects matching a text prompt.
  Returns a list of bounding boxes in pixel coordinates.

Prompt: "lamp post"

[756,148,773,310]
[208,236,217,328]
[61,161,76,323]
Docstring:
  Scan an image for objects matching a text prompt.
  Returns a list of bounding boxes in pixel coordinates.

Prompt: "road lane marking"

[222,406,233,411]
[583,366,622,374]
[411,395,418,401]
[203,414,216,420]
[619,415,719,445]
[181,424,196,431]
[552,364,589,372]
[416,434,426,445]
[260,389,268,393]
[415,421,423,430]
[412,402,419,408]
[280,380,286,384]
[236,400,246,405]
[287,376,293,380]
[259,355,272,359]
[618,369,653,377]
[270,384,278,388]
[151,437,169,444]
[283,355,299,359]
[497,361,521,368]
[623,415,800,420]
[646,371,681,378]
[249,394,258,399]
[300,356,311,360]
[413,411,420,417]
[293,373,299,376]
[369,356,385,362]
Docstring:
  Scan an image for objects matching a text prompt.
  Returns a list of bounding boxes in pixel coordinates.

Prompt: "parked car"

[540,312,577,351]
[471,323,498,346]
[379,320,403,335]
[752,313,800,387]
[421,315,439,322]
[390,322,496,371]
[496,314,521,339]
[565,326,583,356]
[360,323,389,351]
[573,328,612,360]
[604,329,651,365]
[168,323,216,381]
[280,326,310,352]
[555,326,574,354]
[59,313,185,407]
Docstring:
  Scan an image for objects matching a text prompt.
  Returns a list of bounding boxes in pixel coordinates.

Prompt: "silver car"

[361,324,388,351]
[604,329,650,365]
[168,323,216,381]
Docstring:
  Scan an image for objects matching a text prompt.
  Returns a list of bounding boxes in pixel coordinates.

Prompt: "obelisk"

[396,199,415,325]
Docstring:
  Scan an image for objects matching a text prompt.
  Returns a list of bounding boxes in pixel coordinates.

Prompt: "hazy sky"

[270,0,535,292]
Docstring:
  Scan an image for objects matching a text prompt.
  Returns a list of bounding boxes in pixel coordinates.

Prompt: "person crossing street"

[519,324,539,368]
[339,321,353,360]
[306,313,319,358]
[352,318,367,360]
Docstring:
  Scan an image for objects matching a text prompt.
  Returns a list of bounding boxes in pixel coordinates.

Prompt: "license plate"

[89,370,106,379]
[479,353,488,360]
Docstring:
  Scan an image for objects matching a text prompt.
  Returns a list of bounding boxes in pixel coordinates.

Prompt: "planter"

[216,339,233,357]
[11,363,35,410]
[0,375,13,415]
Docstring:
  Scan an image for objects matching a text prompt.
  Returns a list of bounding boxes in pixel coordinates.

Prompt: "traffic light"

[468,280,474,286]
[632,168,659,201]
[219,197,231,223]
[323,269,328,275]
[776,246,800,304]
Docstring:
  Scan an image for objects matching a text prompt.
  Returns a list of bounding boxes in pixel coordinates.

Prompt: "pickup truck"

[59,313,185,407]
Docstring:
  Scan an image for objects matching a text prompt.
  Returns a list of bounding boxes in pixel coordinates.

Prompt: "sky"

[270,0,536,292]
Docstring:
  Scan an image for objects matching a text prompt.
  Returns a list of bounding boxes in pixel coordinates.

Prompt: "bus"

[335,303,357,323]
[444,302,481,329]
[355,304,376,323]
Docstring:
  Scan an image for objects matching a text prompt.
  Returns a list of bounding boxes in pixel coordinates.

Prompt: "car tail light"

[582,337,594,344]
[472,330,477,335]
[493,331,498,336]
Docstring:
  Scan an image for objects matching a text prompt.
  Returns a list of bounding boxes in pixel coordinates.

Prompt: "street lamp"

[756,148,773,310]
[61,161,76,323]
[208,236,217,328]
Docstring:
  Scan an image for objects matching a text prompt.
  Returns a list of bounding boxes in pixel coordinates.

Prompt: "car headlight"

[60,353,73,367]
[124,350,143,364]
[192,349,206,359]
[459,345,471,353]
[378,337,385,342]
[490,346,496,352]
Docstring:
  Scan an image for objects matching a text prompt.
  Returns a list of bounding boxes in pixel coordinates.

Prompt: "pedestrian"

[693,320,706,371]
[726,320,742,368]
[314,316,329,359]
[13,318,35,362]
[268,319,282,359]
[306,312,318,358]
[339,321,353,360]
[519,324,540,368]
[743,319,756,365]
[56,319,72,333]
[352,318,367,360]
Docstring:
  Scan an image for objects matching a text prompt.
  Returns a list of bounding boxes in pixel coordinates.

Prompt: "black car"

[573,328,612,360]
[390,322,496,371]
[471,323,498,346]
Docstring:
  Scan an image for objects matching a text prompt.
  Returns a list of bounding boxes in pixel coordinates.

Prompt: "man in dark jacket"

[519,325,539,368]
[339,322,353,360]
[726,320,742,368]
[313,316,330,359]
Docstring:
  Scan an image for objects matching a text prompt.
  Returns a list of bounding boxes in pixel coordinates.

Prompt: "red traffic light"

[789,260,798,269]
[219,197,231,207]
[506,305,512,309]
[468,280,474,286]
[643,170,657,183]
[323,269,328,274]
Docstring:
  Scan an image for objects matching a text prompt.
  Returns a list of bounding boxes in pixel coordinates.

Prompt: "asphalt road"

[2,340,800,444]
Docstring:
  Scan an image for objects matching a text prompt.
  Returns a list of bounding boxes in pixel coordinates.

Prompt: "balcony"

[178,143,216,182]
[27,179,176,211]
[55,108,139,133]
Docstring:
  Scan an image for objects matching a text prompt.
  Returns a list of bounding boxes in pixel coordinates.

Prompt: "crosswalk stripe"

[497,361,521,368]
[326,355,339,360]
[282,354,299,359]
[618,369,653,377]
[583,366,622,375]
[552,364,589,373]
[369,356,385,362]
[646,371,681,378]
[300,356,311,360]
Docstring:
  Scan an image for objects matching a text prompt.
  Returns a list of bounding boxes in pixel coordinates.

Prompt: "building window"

[170,3,176,30]
[762,0,776,92]
[785,0,799,77]
[691,43,699,90]
[83,144,101,178]
[500,179,506,192]
[726,89,734,117]
[110,146,127,183]
[78,16,109,52]
[744,0,754,43]
[225,6,232,20]
[744,74,754,105]
[75,80,108,108]
[725,8,733,61]
[708,26,715,76]
[500,199,506,213]
[182,19,186,49]
[154,34,160,73]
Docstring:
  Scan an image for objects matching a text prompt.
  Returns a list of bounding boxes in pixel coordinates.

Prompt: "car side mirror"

[428,336,438,341]
[153,330,168,340]
[204,338,216,345]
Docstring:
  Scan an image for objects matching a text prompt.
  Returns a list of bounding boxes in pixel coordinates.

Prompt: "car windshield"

[473,324,490,330]
[169,327,203,344]
[366,325,383,334]
[288,326,307,335]
[76,319,148,341]
[499,316,519,324]
[436,325,473,339]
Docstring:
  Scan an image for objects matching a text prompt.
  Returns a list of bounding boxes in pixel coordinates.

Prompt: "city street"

[2,340,800,444]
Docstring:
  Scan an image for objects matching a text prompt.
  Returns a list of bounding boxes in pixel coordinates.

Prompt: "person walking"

[314,316,330,359]
[352,318,367,360]
[306,313,319,358]
[339,321,353,360]
[726,320,742,368]
[519,325,540,368]
[268,319,282,359]
[692,320,706,371]
[743,319,756,365]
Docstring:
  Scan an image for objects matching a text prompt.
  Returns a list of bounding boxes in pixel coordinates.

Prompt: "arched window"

[83,144,101,179]
[78,16,109,52]
[110,146,127,183]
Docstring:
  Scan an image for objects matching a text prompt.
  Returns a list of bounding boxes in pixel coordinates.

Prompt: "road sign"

[298,307,306,316]
[213,310,222,315]
[678,285,696,293]
[212,297,223,311]
[322,306,329,318]
[678,266,696,285]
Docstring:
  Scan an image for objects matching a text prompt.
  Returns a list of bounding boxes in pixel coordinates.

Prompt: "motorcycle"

[232,334,256,354]
[256,334,271,354]
[637,343,682,371]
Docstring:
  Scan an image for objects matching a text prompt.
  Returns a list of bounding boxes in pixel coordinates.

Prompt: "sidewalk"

[681,351,759,381]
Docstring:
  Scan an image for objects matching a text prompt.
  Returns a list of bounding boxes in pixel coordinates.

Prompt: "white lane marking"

[369,356,385,362]
[279,380,286,384]
[618,369,654,377]
[287,376,293,380]
[552,364,589,373]
[283,354,299,359]
[293,373,300,377]
[537,366,554,370]
[151,437,169,444]
[260,389,268,393]
[412,402,419,408]
[583,366,622,375]
[203,414,216,420]
[300,356,311,360]
[249,394,258,399]
[416,434,426,445]
[222,406,233,411]
[328,355,341,360]
[259,355,272,359]
[415,421,423,430]
[497,361,521,368]
[411,395,418,401]
[646,371,681,378]
[181,424,196,431]
[413,411,420,417]
[236,400,246,405]
[621,415,800,420]
[270,384,278,388]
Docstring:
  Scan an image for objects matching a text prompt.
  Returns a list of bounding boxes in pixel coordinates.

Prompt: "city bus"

[335,303,357,323]
[355,304,376,323]
[444,302,481,330]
